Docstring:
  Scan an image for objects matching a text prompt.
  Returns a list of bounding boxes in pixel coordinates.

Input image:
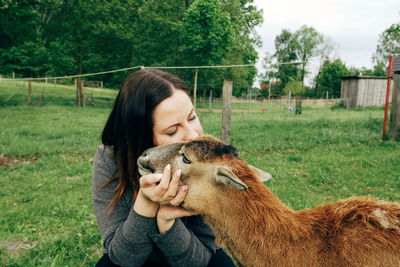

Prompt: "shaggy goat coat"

[138,136,400,267]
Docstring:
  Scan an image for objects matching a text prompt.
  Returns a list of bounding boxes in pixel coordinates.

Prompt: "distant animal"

[138,136,400,267]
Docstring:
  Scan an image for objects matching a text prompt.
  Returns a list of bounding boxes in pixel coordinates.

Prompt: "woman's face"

[152,89,203,146]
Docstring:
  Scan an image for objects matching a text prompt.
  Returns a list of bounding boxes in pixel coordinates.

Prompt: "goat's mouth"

[137,163,155,176]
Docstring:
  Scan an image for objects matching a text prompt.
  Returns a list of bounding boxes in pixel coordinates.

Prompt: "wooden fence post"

[295,97,302,115]
[249,87,252,112]
[75,78,85,107]
[76,78,81,107]
[383,56,394,139]
[81,80,85,107]
[268,80,271,102]
[75,78,80,107]
[27,80,32,105]
[208,90,213,113]
[193,69,198,109]
[222,80,232,144]
[390,74,400,139]
[326,91,329,105]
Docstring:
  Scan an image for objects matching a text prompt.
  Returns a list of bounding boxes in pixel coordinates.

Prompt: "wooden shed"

[341,76,393,107]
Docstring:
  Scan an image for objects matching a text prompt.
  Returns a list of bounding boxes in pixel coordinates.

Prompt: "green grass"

[0,84,399,265]
[0,80,116,108]
[0,106,109,266]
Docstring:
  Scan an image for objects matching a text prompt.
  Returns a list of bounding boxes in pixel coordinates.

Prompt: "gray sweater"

[92,145,217,267]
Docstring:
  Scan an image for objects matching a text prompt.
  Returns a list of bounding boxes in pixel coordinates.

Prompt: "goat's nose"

[141,152,150,164]
[138,151,150,164]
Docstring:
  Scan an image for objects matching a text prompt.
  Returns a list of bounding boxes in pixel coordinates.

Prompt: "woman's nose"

[183,126,199,141]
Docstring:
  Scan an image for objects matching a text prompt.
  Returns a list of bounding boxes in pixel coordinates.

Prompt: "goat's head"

[137,135,271,211]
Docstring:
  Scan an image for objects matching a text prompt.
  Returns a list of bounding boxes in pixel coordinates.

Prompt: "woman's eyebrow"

[161,108,194,133]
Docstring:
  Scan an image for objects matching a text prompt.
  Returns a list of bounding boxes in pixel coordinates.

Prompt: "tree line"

[0,1,399,98]
[0,0,262,97]
[260,22,399,98]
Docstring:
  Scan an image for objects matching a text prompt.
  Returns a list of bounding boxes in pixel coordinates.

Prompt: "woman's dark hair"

[101,69,188,211]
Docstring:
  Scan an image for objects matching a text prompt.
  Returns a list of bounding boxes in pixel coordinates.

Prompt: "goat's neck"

[203,179,310,266]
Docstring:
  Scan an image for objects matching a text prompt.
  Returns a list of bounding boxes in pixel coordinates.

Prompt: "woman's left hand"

[157,199,198,234]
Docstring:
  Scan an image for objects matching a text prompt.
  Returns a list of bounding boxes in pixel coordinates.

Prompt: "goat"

[137,136,400,267]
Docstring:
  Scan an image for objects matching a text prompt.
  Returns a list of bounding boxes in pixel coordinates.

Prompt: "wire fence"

[0,67,391,145]
[0,78,360,110]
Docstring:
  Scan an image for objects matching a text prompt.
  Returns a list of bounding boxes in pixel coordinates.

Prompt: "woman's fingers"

[139,173,163,188]
[156,169,182,204]
[168,169,181,195]
[156,164,171,193]
[140,165,186,204]
[168,185,188,206]
[158,204,198,221]
[159,169,181,203]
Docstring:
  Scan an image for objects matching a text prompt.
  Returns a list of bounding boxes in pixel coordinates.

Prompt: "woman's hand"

[137,164,197,233]
[139,164,186,205]
[157,204,198,234]
[133,173,161,217]
[155,172,197,234]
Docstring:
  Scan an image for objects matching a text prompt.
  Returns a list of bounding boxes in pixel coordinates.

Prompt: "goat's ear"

[214,166,248,190]
[249,165,272,182]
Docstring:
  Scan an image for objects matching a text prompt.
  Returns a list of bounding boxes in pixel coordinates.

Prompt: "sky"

[253,0,400,84]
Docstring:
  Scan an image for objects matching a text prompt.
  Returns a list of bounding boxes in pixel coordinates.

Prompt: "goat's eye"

[182,154,191,164]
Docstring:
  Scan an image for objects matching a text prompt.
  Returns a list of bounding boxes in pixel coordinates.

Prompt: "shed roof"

[341,75,390,80]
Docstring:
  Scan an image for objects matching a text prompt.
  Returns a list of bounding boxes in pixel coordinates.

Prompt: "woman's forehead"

[153,90,193,129]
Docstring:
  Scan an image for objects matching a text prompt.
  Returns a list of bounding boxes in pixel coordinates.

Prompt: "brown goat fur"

[138,136,400,267]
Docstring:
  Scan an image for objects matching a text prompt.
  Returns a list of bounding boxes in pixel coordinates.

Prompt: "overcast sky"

[253,0,399,81]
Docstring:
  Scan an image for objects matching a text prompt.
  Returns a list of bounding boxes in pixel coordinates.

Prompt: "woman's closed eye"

[166,130,177,136]
[166,126,178,136]
[188,114,197,121]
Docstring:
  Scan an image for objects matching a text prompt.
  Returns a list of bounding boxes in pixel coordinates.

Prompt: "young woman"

[92,69,235,266]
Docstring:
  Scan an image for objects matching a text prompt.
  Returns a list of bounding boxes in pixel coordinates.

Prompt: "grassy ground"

[0,83,399,265]
[0,80,116,108]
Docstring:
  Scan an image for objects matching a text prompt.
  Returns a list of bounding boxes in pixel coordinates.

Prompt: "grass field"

[0,81,399,266]
[0,80,116,108]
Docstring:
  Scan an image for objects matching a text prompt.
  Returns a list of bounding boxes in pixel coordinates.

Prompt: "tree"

[129,0,187,67]
[181,0,233,98]
[373,22,400,66]
[283,80,305,96]
[43,0,143,102]
[183,0,233,66]
[359,65,387,76]
[0,0,263,99]
[272,29,299,92]
[315,59,351,98]
[292,25,324,82]
[313,36,338,95]
[262,26,329,97]
[220,0,263,96]
[0,0,55,77]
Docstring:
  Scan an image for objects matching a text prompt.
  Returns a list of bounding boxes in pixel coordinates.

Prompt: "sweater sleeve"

[150,215,217,267]
[92,145,157,266]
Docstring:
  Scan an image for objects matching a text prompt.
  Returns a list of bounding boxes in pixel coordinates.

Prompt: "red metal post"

[382,56,394,139]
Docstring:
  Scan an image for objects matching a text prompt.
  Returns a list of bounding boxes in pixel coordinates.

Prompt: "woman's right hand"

[139,164,184,205]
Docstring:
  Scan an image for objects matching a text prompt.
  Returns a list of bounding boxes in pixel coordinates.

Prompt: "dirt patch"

[0,154,38,167]
[0,239,38,257]
[196,108,262,113]
[66,175,81,181]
